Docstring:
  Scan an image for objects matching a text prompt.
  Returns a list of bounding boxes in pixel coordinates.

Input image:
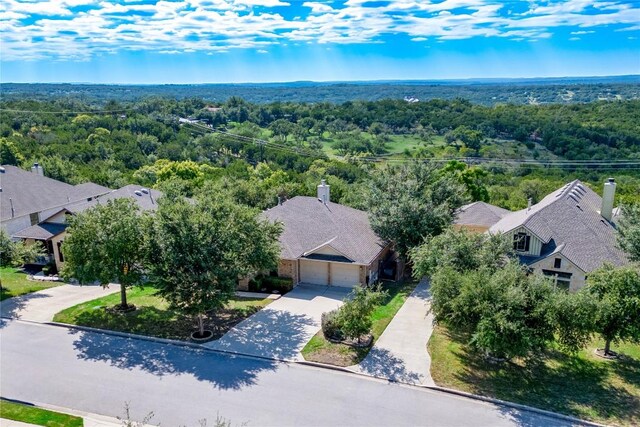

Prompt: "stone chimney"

[601,178,616,222]
[317,179,330,204]
[31,162,44,176]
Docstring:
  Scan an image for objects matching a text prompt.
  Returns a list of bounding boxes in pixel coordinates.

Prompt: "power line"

[0,107,138,115]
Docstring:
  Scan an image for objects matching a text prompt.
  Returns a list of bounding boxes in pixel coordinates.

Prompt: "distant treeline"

[1,77,639,105]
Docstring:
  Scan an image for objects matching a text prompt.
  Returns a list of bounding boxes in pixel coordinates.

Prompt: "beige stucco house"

[258,180,396,288]
[461,179,628,292]
[2,163,161,273]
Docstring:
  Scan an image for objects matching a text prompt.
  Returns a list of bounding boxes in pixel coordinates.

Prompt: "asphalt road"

[0,320,578,427]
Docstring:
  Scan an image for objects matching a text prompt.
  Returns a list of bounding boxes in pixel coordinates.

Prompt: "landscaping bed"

[0,399,83,427]
[301,281,415,366]
[428,324,640,426]
[0,267,61,301]
[53,286,272,342]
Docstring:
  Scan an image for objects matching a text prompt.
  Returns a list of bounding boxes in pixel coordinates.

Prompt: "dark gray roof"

[12,222,67,240]
[0,165,110,221]
[262,196,387,265]
[63,185,162,214]
[455,201,511,228]
[490,180,627,272]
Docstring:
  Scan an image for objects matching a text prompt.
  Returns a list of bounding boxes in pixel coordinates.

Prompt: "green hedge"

[249,275,293,293]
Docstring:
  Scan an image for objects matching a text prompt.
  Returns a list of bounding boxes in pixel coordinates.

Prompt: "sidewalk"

[348,277,435,385]
[0,284,119,322]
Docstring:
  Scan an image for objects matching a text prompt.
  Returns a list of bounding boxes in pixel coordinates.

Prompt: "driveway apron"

[204,284,349,361]
[0,284,119,323]
[349,278,435,385]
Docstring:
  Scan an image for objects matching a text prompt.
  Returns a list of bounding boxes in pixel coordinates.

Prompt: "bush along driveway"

[53,286,274,342]
[301,280,417,368]
[348,278,434,385]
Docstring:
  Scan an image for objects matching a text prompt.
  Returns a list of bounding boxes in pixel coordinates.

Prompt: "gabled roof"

[62,185,162,214]
[455,201,511,228]
[262,196,387,265]
[0,165,110,222]
[12,222,67,240]
[490,180,627,272]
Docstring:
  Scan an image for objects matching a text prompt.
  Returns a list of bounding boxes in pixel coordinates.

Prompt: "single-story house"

[259,180,395,288]
[2,163,161,272]
[454,201,511,233]
[481,178,627,291]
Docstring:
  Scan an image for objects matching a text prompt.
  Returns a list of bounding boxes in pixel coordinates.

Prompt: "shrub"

[248,275,294,294]
[321,309,343,341]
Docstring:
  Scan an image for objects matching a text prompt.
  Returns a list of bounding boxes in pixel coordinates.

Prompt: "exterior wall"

[311,245,345,257]
[43,210,67,224]
[51,231,67,272]
[278,259,299,285]
[2,206,68,235]
[529,254,587,292]
[365,244,392,284]
[506,226,543,257]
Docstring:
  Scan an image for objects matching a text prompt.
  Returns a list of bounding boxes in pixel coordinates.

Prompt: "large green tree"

[62,199,147,309]
[146,194,281,337]
[584,264,640,356]
[618,203,640,262]
[366,163,468,259]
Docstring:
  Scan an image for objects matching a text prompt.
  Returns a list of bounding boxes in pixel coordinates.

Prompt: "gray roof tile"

[490,180,628,272]
[455,201,511,227]
[262,196,386,265]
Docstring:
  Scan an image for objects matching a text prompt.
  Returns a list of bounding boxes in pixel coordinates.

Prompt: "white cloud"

[1,0,639,61]
[257,48,268,53]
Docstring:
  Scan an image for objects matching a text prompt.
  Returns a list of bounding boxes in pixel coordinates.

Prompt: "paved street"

[0,284,118,323]
[350,278,435,385]
[204,284,349,361]
[0,320,579,427]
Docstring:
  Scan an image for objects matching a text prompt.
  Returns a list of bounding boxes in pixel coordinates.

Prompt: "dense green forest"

[2,77,639,105]
[1,95,639,211]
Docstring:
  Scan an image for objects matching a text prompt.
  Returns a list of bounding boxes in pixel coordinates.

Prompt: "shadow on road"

[207,309,316,360]
[70,329,279,390]
[357,347,422,384]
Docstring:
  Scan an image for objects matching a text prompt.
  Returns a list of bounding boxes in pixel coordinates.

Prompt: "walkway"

[204,284,350,361]
[349,278,435,385]
[0,284,119,323]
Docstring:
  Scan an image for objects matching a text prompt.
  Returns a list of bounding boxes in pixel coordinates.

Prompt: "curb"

[10,318,608,427]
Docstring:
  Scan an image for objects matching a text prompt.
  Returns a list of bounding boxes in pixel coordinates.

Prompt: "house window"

[29,212,39,226]
[542,269,572,291]
[57,241,64,262]
[554,258,562,269]
[513,232,531,252]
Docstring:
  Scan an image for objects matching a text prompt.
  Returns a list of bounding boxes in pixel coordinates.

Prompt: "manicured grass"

[301,281,416,366]
[0,267,60,301]
[0,399,83,427]
[53,286,272,341]
[429,325,640,426]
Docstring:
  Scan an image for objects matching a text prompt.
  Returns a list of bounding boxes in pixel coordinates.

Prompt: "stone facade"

[530,254,587,292]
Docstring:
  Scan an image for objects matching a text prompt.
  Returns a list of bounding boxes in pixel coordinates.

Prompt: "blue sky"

[1,0,639,83]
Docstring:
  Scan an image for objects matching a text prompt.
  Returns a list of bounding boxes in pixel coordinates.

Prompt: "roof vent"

[134,190,143,196]
[141,188,149,194]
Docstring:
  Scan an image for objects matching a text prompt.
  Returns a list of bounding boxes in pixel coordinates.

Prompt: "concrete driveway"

[0,284,119,323]
[350,278,434,385]
[204,284,350,361]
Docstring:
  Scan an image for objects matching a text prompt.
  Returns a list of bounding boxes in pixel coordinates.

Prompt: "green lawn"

[301,281,416,366]
[0,399,83,427]
[53,286,272,341]
[429,325,640,426]
[0,267,60,301]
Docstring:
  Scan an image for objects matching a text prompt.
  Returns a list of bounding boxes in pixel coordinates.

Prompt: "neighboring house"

[0,163,110,235]
[259,180,395,288]
[454,201,511,233]
[489,179,627,291]
[1,163,161,272]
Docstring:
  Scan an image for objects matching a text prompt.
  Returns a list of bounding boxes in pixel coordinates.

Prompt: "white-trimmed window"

[513,232,531,252]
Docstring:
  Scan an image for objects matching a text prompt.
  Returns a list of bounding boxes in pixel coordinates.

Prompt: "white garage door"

[330,263,361,288]
[300,260,329,285]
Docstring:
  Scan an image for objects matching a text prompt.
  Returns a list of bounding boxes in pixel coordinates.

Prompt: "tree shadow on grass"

[70,328,279,391]
[443,328,639,425]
